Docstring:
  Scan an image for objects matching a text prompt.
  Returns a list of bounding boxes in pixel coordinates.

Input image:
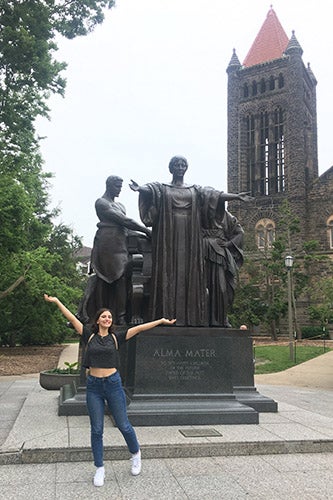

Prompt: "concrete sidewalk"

[0,348,332,499]
[56,342,79,369]
[254,349,333,390]
[0,449,332,499]
[1,349,333,463]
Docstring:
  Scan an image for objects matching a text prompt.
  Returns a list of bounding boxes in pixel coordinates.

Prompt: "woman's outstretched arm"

[44,294,83,335]
[126,318,176,340]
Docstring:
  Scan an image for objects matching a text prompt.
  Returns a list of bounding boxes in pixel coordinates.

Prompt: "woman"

[44,293,175,487]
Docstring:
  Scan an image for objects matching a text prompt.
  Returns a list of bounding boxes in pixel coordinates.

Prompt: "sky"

[36,0,333,247]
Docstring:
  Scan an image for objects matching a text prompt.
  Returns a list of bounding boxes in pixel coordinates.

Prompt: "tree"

[228,259,268,329]
[234,238,288,339]
[231,200,324,339]
[308,277,333,332]
[0,0,115,160]
[0,1,115,345]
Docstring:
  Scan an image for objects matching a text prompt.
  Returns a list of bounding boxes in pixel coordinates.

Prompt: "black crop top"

[81,325,128,369]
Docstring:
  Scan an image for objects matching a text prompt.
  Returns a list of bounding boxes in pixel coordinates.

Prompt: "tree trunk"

[0,275,25,300]
[270,319,278,340]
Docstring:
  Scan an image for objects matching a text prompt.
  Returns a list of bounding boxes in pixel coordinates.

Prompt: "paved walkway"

[0,347,332,499]
[255,349,333,390]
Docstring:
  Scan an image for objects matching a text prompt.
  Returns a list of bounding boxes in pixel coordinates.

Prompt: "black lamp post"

[285,255,294,361]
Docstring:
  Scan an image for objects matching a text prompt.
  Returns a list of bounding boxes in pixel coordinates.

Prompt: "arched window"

[327,216,333,249]
[252,81,257,96]
[260,78,266,93]
[256,224,265,249]
[269,76,275,90]
[243,83,249,98]
[255,219,276,250]
[273,107,285,193]
[278,73,284,89]
[266,222,275,247]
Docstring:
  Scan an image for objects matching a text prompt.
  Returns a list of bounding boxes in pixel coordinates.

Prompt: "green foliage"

[231,237,289,337]
[0,0,115,159]
[0,246,83,345]
[229,257,266,327]
[232,199,327,339]
[51,0,116,39]
[1,3,64,161]
[254,345,331,374]
[64,361,79,373]
[46,361,80,374]
[307,276,333,328]
[45,361,80,375]
[301,326,328,339]
[228,281,267,328]
[0,1,114,345]
[278,199,300,241]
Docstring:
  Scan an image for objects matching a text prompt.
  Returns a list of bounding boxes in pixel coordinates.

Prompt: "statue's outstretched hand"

[129,179,140,192]
[238,192,254,202]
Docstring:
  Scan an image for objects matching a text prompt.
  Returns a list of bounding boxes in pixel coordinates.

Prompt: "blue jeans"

[86,371,139,467]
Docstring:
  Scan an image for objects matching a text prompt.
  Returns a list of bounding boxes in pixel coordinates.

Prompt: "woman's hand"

[160,318,176,325]
[43,294,83,334]
[126,317,176,339]
[44,294,58,303]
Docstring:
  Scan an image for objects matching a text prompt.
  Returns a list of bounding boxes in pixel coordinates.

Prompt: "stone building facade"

[226,7,333,330]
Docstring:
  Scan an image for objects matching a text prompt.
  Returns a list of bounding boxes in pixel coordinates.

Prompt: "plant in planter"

[39,361,81,390]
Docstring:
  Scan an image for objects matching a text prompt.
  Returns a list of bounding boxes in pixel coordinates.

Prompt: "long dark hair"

[91,308,114,334]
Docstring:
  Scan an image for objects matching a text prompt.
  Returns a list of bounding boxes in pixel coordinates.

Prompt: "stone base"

[127,393,258,425]
[233,387,278,413]
[59,383,88,416]
[59,327,277,422]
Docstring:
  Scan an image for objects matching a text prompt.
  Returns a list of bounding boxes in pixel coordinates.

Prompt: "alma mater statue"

[79,175,151,325]
[130,156,251,327]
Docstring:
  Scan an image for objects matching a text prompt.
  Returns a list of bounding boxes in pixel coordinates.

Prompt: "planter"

[39,370,80,391]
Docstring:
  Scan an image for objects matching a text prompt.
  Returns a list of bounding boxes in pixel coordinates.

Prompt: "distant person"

[240,324,248,330]
[44,293,175,486]
[83,175,151,325]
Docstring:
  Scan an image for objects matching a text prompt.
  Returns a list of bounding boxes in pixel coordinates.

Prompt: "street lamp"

[285,255,294,361]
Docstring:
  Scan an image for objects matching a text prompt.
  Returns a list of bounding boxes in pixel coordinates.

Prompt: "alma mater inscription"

[132,329,233,394]
[153,348,216,358]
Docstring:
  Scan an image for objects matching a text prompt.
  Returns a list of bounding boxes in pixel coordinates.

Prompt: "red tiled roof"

[243,7,289,67]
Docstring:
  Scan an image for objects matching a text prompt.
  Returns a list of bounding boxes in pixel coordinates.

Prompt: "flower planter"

[39,370,80,391]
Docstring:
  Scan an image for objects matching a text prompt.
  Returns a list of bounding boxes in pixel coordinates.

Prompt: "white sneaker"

[93,466,105,487]
[130,450,141,476]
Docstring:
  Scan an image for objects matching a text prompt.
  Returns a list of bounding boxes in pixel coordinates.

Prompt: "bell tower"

[227,7,318,248]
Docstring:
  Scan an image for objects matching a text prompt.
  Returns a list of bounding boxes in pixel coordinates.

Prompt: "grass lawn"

[254,345,332,374]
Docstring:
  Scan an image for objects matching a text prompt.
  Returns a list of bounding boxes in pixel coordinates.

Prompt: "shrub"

[301,326,328,339]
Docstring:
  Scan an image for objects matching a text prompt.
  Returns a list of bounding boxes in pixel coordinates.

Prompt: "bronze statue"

[202,197,244,326]
[130,156,251,327]
[81,175,150,325]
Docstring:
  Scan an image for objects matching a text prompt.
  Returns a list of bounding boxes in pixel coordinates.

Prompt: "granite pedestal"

[59,327,277,423]
[126,327,258,425]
